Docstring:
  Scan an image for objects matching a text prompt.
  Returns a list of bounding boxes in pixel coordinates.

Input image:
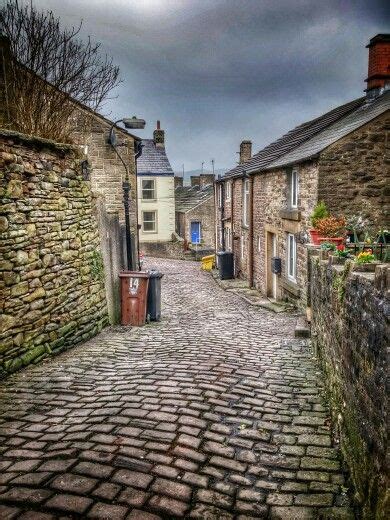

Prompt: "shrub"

[310,201,328,228]
[316,216,346,237]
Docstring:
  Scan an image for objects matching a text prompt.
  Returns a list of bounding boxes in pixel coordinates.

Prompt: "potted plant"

[309,201,328,245]
[317,216,346,247]
[329,244,352,265]
[352,250,380,272]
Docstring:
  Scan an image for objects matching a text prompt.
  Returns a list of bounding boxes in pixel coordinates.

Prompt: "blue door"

[191,221,201,244]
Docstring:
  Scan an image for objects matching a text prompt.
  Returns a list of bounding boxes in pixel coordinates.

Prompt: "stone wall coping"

[310,252,389,292]
[0,128,79,155]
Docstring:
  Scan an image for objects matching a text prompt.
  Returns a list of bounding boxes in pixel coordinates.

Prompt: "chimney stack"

[153,120,165,147]
[174,176,183,189]
[239,140,252,164]
[199,174,215,188]
[365,34,390,98]
[190,176,200,187]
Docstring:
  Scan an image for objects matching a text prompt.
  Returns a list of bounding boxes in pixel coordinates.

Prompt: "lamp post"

[108,117,145,271]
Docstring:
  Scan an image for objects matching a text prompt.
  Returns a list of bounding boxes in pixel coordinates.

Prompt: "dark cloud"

[32,0,389,171]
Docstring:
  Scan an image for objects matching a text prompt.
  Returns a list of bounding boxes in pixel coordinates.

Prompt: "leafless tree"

[0,0,120,141]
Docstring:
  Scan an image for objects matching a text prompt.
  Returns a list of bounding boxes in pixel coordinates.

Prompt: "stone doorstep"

[294,315,311,338]
[210,270,295,314]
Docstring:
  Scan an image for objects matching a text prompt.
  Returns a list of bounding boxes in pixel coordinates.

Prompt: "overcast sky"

[32,0,388,172]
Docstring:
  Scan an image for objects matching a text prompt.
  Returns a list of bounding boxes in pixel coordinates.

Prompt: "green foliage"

[320,241,337,252]
[335,249,350,258]
[90,250,104,281]
[355,251,376,264]
[310,201,328,228]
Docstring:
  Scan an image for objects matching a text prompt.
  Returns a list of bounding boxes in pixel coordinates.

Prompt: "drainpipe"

[248,173,254,288]
[134,141,144,270]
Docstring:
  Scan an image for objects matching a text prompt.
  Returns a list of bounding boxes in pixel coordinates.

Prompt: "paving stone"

[189,503,234,519]
[0,504,20,519]
[73,461,114,479]
[127,510,161,520]
[295,493,334,506]
[270,506,315,519]
[92,482,121,501]
[45,493,93,514]
[148,494,189,516]
[196,488,234,508]
[117,487,148,507]
[151,477,192,501]
[86,502,128,519]
[112,469,153,489]
[0,486,51,503]
[50,473,98,494]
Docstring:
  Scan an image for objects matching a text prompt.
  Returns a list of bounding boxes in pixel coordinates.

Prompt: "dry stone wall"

[0,130,108,377]
[310,253,389,519]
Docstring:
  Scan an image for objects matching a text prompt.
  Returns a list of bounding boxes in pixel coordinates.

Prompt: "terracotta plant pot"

[319,237,344,247]
[309,229,321,245]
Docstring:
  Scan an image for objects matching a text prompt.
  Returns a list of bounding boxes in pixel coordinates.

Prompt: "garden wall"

[309,253,389,519]
[0,130,108,377]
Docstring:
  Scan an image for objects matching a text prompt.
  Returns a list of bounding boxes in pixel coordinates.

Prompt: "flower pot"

[319,237,344,247]
[352,261,380,272]
[309,229,321,245]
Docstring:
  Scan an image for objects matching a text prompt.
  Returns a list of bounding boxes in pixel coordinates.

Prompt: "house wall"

[251,163,318,306]
[318,111,390,228]
[137,175,175,243]
[181,196,215,250]
[0,130,108,377]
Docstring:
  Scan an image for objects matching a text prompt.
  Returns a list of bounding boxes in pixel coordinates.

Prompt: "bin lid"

[217,251,233,257]
[119,271,150,278]
[147,270,164,279]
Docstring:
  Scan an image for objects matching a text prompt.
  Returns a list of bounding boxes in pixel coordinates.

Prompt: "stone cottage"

[137,121,176,252]
[216,33,390,308]
[175,174,215,251]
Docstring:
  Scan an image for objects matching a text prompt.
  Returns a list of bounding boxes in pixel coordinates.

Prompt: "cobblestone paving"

[0,258,353,519]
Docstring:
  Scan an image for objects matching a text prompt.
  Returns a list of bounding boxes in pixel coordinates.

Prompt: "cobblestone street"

[0,258,353,519]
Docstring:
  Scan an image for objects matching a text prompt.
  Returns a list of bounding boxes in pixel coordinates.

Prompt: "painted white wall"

[137,175,175,243]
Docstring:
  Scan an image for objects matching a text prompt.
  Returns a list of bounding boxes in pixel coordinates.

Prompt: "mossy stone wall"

[0,130,108,377]
[310,254,389,519]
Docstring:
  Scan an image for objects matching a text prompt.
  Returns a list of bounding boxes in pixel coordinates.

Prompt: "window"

[289,168,298,208]
[142,179,156,200]
[225,182,231,201]
[243,179,250,226]
[142,211,157,232]
[287,233,297,281]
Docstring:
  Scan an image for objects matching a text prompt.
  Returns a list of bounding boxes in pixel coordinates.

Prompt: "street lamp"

[108,117,146,271]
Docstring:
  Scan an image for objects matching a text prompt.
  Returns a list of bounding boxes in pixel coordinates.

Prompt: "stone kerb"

[0,129,108,377]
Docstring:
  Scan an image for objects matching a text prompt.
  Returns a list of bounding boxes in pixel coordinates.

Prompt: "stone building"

[175,175,215,251]
[216,33,390,308]
[137,122,175,249]
[0,37,142,323]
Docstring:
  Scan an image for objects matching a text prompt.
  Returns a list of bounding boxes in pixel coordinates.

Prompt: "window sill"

[141,199,157,203]
[280,277,300,297]
[142,230,158,234]
[280,208,301,221]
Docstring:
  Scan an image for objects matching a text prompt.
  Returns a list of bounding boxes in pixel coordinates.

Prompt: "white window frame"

[243,179,250,226]
[287,233,297,282]
[225,181,231,201]
[142,210,157,233]
[290,168,298,209]
[141,179,156,201]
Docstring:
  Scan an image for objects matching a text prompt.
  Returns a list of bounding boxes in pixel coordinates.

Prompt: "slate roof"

[222,92,389,178]
[137,139,174,176]
[175,184,214,213]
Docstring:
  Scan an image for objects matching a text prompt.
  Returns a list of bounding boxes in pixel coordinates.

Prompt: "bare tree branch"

[0,0,121,141]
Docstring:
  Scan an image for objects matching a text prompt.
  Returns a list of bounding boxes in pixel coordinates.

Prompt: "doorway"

[191,221,201,244]
[266,231,277,299]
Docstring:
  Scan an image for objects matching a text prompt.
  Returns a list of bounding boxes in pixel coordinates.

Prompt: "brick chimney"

[199,174,214,188]
[174,176,183,188]
[365,34,390,98]
[190,176,200,187]
[153,120,165,147]
[239,140,252,164]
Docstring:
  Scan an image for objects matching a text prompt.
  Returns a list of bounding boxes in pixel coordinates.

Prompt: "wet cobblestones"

[0,258,353,519]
